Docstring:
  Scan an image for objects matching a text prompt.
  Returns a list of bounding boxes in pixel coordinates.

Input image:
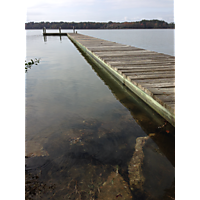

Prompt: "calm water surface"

[78,29,174,56]
[25,30,175,200]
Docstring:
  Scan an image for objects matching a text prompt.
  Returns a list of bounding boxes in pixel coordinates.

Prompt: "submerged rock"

[97,171,132,200]
[25,141,49,158]
[128,136,149,191]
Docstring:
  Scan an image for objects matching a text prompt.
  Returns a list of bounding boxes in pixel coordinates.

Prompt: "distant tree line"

[25,20,175,29]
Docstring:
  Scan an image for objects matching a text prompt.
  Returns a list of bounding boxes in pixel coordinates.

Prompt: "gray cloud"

[26,0,174,22]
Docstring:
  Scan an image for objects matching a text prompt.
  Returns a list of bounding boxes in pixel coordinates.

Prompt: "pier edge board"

[67,33,175,127]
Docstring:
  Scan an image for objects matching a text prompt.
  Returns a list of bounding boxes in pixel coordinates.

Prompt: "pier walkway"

[67,33,175,126]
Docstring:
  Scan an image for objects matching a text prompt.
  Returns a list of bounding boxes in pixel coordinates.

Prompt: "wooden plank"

[95,50,155,56]
[139,82,175,88]
[122,70,175,76]
[147,87,175,95]
[114,64,175,69]
[89,46,144,52]
[107,61,174,65]
[78,42,116,45]
[111,63,175,67]
[128,74,175,80]
[123,71,174,76]
[117,67,175,73]
[102,56,175,62]
[166,102,175,109]
[79,40,120,44]
[95,51,174,58]
[134,78,175,84]
[102,57,174,63]
[154,94,175,103]
[104,56,164,60]
[85,45,124,49]
[101,54,163,59]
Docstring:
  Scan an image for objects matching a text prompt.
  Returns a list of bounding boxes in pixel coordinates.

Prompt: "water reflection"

[43,35,63,42]
[26,33,175,200]
[76,44,175,167]
[43,35,47,42]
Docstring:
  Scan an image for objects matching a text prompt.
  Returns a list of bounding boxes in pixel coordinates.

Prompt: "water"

[25,29,175,200]
[77,29,174,56]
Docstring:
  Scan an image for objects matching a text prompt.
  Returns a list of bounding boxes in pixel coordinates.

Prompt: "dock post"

[43,27,46,34]
[59,27,61,33]
[73,26,75,33]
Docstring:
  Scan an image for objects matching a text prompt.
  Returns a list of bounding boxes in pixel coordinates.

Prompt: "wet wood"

[67,33,175,126]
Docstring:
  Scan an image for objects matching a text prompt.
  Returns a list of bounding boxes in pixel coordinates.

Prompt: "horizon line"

[26,19,175,24]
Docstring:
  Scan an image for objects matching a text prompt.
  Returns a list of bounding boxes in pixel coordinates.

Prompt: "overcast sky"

[26,0,174,23]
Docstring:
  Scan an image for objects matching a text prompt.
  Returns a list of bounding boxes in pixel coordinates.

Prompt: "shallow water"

[25,30,175,200]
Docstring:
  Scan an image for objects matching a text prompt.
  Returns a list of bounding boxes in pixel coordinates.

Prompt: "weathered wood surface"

[67,33,175,125]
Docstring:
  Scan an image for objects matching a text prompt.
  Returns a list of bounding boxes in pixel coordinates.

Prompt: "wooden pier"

[67,33,175,126]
